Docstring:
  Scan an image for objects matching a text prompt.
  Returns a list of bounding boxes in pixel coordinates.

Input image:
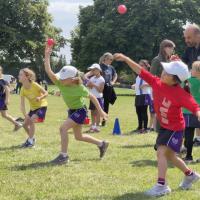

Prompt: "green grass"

[0,93,200,200]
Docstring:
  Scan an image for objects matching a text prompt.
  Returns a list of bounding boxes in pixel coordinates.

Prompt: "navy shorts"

[0,99,7,110]
[89,98,104,110]
[149,102,155,114]
[155,127,183,153]
[28,107,47,120]
[184,114,200,128]
[68,107,87,124]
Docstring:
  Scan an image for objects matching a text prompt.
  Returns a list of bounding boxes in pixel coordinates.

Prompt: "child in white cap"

[86,63,105,132]
[44,44,109,165]
[114,53,200,197]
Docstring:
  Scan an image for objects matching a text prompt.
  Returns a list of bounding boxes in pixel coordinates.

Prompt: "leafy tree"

[70,0,200,73]
[0,0,66,77]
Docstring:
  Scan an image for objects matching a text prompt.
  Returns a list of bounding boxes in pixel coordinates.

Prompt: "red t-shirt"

[139,69,200,131]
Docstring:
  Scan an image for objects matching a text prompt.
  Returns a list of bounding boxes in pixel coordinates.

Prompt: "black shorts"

[0,99,7,110]
[184,113,200,128]
[155,127,183,153]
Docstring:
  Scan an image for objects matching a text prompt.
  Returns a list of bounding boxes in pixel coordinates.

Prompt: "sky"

[48,0,93,63]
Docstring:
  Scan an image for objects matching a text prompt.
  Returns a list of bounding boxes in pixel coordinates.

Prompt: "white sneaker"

[179,172,200,190]
[145,183,171,197]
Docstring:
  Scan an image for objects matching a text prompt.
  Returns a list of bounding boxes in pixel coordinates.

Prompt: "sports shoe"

[21,138,35,148]
[183,156,194,164]
[193,138,200,146]
[13,122,23,132]
[50,154,69,165]
[98,141,109,158]
[179,172,200,190]
[145,183,171,197]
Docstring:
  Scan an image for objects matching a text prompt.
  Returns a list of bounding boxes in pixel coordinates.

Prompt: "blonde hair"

[99,52,113,64]
[22,68,36,82]
[192,61,200,72]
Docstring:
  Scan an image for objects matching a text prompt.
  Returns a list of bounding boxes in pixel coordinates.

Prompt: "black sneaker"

[98,141,109,158]
[101,120,106,127]
[21,138,35,148]
[50,154,69,165]
[183,156,194,164]
[193,138,200,146]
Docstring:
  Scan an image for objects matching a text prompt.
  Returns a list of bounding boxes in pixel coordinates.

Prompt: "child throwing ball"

[114,53,200,197]
[44,44,109,165]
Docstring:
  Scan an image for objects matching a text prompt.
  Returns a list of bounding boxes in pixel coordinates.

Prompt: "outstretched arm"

[114,53,142,75]
[44,44,58,83]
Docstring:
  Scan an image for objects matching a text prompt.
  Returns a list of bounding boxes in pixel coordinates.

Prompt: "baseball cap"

[161,61,191,82]
[88,63,102,71]
[56,66,78,80]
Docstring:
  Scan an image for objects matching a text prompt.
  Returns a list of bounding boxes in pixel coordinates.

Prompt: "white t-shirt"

[88,76,105,98]
[135,76,151,95]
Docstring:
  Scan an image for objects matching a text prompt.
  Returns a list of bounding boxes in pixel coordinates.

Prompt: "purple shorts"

[155,127,183,153]
[149,101,155,114]
[89,98,104,110]
[68,107,87,124]
[0,99,7,110]
[28,107,47,120]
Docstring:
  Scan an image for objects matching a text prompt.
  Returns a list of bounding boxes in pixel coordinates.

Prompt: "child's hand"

[36,97,41,102]
[170,54,181,61]
[114,53,127,62]
[87,81,94,88]
[131,84,135,90]
[100,110,108,121]
[140,84,147,89]
[45,43,53,57]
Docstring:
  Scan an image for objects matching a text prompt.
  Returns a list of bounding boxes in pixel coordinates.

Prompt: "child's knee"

[74,134,82,141]
[59,125,68,134]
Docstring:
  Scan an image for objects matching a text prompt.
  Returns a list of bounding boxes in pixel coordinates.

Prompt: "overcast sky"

[48,0,93,63]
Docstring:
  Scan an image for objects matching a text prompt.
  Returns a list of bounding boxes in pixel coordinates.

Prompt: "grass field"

[0,92,200,200]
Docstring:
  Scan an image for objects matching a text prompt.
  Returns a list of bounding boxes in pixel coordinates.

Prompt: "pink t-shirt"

[139,69,200,131]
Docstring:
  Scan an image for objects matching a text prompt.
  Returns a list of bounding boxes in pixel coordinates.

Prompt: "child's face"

[92,68,100,76]
[139,62,148,70]
[104,56,113,65]
[191,67,200,79]
[161,70,177,85]
[0,68,2,76]
[18,70,28,83]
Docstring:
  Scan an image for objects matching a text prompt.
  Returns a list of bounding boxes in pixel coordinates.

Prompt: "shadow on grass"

[130,159,157,167]
[121,144,154,149]
[0,145,21,151]
[113,192,155,200]
[11,161,64,171]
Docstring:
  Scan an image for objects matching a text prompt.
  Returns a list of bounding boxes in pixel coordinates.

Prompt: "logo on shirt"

[172,137,178,145]
[160,97,171,124]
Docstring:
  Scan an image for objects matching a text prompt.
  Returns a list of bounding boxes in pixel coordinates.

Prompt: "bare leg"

[166,147,190,173]
[1,110,19,125]
[157,145,168,179]
[91,110,96,126]
[73,124,102,146]
[59,118,77,153]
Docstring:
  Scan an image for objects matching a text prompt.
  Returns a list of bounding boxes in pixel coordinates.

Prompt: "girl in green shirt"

[44,44,109,165]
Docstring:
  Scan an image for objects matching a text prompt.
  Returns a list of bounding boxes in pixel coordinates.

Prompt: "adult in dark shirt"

[182,24,200,69]
[99,52,118,126]
[182,24,200,147]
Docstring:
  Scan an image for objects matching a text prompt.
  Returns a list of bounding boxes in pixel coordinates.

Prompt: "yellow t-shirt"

[20,82,48,111]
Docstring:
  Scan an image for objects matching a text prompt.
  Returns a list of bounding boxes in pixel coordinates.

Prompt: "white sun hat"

[56,66,78,80]
[161,61,191,82]
[88,63,102,71]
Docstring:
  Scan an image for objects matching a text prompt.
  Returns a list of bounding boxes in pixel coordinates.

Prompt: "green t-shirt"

[183,77,200,114]
[55,80,89,109]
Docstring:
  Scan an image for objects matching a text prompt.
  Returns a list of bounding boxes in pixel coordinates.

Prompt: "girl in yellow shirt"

[18,68,48,148]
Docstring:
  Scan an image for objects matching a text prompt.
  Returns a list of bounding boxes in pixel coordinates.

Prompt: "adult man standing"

[182,23,200,146]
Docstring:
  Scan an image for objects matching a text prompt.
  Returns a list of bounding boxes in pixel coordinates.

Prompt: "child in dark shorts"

[18,68,48,148]
[114,53,200,197]
[0,66,22,131]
